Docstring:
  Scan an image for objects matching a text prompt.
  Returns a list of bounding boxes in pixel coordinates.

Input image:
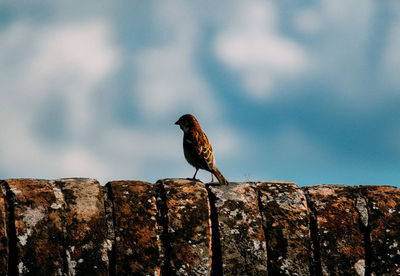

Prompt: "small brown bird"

[175,114,229,185]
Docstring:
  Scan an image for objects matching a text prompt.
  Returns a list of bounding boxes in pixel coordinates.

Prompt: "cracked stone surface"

[4,179,64,275]
[208,182,267,275]
[360,185,400,275]
[304,185,365,276]
[258,181,311,275]
[55,178,108,275]
[107,180,161,275]
[159,179,211,275]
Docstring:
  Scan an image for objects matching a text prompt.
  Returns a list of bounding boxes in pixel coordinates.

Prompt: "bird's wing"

[193,130,215,171]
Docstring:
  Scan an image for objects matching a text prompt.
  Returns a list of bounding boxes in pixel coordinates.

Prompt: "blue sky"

[0,1,399,187]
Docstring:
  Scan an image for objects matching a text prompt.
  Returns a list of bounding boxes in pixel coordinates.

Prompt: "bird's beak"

[174,120,179,125]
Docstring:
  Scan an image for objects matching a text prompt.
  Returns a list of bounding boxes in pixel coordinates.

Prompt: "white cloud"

[320,0,374,28]
[59,147,110,178]
[133,1,219,122]
[381,3,400,90]
[33,22,117,83]
[134,34,217,121]
[27,21,120,137]
[0,20,120,134]
[294,0,375,102]
[214,1,309,99]
[100,127,180,161]
[294,9,324,34]
[0,20,121,181]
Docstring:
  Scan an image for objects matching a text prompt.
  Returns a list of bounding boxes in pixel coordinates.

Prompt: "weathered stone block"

[304,185,365,276]
[208,182,267,275]
[0,183,8,275]
[54,178,108,275]
[107,180,161,275]
[258,181,311,275]
[158,179,211,275]
[3,179,65,275]
[360,185,400,275]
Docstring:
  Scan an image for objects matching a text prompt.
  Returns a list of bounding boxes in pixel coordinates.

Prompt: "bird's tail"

[212,168,229,185]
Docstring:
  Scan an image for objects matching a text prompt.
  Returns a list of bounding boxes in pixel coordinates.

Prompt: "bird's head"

[175,114,200,133]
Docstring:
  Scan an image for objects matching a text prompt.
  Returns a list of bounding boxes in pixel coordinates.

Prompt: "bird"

[175,114,229,185]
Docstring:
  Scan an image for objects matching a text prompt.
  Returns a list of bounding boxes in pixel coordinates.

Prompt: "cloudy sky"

[0,0,399,187]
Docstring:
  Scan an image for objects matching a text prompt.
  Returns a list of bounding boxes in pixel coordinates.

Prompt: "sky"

[0,0,399,187]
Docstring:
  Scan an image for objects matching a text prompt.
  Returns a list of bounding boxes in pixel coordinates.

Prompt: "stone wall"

[0,178,399,275]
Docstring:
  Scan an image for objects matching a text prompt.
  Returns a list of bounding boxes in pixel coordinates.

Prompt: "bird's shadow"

[205,182,221,188]
[184,178,222,187]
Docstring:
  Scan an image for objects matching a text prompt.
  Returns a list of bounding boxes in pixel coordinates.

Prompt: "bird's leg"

[192,168,199,180]
[211,173,214,182]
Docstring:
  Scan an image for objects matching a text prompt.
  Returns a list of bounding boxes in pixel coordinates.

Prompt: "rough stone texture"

[304,185,365,276]
[0,183,8,275]
[107,180,161,275]
[3,179,65,275]
[360,185,400,275]
[208,182,267,275]
[102,185,115,276]
[158,179,211,275]
[258,181,311,275]
[0,178,400,276]
[54,178,108,275]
